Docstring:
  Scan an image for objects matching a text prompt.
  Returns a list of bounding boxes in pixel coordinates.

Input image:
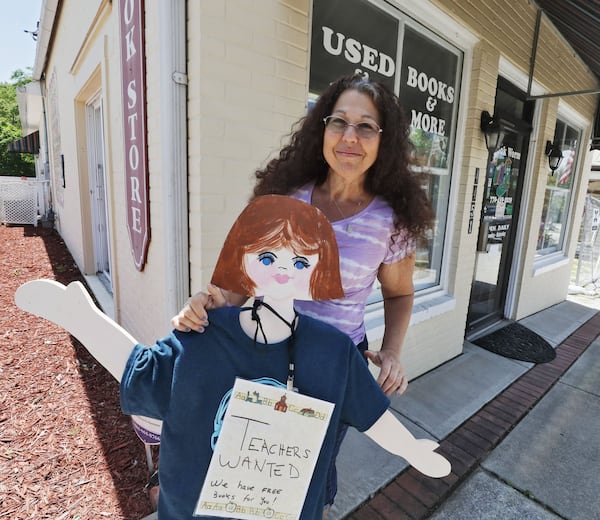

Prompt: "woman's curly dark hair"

[253,73,435,242]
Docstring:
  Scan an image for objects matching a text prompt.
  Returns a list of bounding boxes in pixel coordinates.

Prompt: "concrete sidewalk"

[333,300,600,519]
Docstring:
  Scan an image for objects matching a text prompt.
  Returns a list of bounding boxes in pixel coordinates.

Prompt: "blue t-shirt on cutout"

[120,306,390,519]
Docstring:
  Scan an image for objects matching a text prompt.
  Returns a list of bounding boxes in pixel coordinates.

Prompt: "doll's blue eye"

[258,252,276,266]
[293,258,310,270]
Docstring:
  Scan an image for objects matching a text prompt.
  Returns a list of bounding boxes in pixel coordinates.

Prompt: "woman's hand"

[364,350,408,396]
[372,255,415,396]
[170,284,227,332]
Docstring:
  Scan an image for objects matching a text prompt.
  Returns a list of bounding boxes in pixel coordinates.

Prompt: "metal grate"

[0,179,40,226]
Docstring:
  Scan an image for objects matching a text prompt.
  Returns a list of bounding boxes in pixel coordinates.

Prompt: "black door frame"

[467,78,534,334]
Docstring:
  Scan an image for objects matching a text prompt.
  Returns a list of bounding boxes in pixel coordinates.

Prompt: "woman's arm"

[171,285,247,332]
[364,253,415,396]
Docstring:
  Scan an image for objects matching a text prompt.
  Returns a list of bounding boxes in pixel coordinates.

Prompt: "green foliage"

[0,69,36,177]
[10,68,34,87]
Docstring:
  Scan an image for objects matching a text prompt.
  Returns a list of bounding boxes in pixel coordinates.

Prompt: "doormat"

[472,322,556,363]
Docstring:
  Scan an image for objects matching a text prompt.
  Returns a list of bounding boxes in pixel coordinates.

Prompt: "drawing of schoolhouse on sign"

[195,378,334,519]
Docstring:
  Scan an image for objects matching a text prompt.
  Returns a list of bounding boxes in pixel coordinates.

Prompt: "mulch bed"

[0,225,153,519]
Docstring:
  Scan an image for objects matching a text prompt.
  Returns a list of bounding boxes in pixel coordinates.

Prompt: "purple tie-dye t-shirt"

[292,183,414,344]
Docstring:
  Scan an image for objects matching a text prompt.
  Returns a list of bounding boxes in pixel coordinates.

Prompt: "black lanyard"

[242,299,298,391]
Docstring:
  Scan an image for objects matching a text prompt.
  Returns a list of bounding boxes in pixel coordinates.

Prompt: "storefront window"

[536,120,580,256]
[399,26,459,291]
[310,0,462,294]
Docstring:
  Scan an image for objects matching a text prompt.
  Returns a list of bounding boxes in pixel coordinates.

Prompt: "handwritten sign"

[195,378,334,519]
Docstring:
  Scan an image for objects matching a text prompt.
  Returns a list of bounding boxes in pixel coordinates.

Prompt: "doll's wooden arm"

[365,410,451,478]
[15,279,136,382]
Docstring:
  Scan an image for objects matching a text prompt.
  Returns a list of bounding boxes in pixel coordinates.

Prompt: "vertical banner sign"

[310,0,399,95]
[120,0,150,270]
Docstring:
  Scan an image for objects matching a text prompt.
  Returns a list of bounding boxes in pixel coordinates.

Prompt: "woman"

[172,72,434,507]
[175,72,433,394]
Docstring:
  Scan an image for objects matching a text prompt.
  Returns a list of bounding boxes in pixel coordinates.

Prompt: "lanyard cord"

[242,299,298,391]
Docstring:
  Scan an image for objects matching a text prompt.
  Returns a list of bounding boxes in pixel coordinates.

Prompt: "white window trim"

[365,291,457,342]
[557,100,589,129]
[499,56,545,96]
[532,253,570,276]
[387,0,479,47]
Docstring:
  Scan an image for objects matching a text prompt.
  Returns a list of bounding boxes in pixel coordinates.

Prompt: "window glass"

[399,26,460,291]
[310,0,463,295]
[536,119,580,255]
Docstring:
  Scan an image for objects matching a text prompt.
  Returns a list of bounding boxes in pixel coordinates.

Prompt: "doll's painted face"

[243,246,319,301]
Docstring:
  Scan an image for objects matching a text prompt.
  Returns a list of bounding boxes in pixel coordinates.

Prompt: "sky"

[0,0,43,83]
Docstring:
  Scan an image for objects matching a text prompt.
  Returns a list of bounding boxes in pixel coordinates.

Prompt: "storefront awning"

[7,131,40,154]
[535,1,600,82]
[537,1,600,150]
[526,2,600,104]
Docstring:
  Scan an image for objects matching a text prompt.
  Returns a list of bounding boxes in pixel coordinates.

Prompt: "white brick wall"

[188,0,310,295]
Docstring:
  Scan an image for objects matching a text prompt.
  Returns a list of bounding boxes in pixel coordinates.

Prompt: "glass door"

[86,96,112,287]
[467,79,533,333]
[468,134,524,329]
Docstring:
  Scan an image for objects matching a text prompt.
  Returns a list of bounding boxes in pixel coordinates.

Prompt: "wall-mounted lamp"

[480,111,505,153]
[545,141,563,173]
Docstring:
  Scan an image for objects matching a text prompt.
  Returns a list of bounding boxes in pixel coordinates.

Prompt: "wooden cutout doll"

[15,195,450,519]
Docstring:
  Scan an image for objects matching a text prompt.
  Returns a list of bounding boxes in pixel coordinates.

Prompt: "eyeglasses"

[323,115,382,139]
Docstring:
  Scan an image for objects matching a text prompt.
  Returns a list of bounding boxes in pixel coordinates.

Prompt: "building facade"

[27,0,600,378]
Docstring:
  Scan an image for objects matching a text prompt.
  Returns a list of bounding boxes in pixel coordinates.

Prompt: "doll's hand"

[170,284,226,332]
[408,439,451,478]
[15,280,105,338]
[15,279,136,382]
